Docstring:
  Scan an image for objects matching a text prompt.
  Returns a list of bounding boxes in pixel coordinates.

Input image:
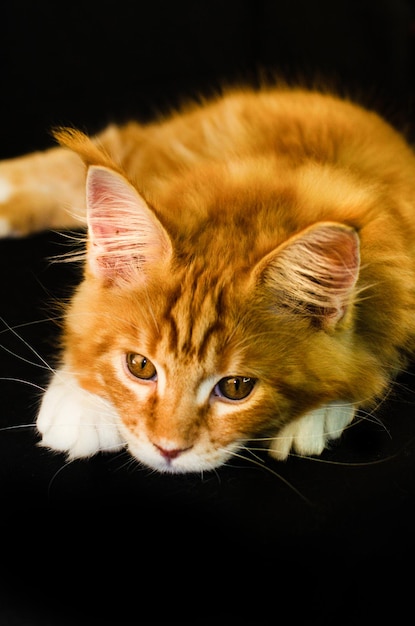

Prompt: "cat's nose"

[154,443,190,460]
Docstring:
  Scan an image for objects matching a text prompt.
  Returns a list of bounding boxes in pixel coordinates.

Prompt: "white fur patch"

[37,367,125,459]
[269,401,356,460]
[0,178,13,202]
[122,427,236,474]
[196,376,219,406]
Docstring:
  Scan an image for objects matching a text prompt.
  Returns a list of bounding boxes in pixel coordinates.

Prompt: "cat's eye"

[126,353,157,381]
[215,376,256,401]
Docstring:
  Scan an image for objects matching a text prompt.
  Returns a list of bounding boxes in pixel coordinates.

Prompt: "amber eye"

[215,376,256,401]
[126,353,157,381]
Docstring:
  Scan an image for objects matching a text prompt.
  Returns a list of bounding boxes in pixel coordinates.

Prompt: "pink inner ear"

[87,166,148,236]
[304,224,360,294]
[259,222,360,327]
[86,165,172,283]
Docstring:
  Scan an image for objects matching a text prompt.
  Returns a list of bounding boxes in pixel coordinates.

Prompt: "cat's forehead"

[158,269,230,361]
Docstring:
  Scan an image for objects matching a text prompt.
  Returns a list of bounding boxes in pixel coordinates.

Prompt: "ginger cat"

[1,85,415,473]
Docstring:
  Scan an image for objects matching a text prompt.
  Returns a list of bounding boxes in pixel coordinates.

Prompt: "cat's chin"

[124,438,235,475]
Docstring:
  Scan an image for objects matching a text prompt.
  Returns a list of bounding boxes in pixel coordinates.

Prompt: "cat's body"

[2,86,415,473]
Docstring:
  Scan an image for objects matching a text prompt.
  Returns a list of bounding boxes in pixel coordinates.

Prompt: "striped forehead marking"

[163,275,226,360]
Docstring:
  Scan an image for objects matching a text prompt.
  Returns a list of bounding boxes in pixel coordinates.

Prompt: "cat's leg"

[0,125,129,236]
[0,147,88,236]
[268,402,356,461]
[37,367,125,459]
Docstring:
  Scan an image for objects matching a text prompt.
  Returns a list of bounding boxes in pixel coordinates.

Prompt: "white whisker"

[46,459,76,497]
[352,411,392,438]
[0,316,64,336]
[0,423,36,432]
[222,444,311,503]
[288,452,398,466]
[0,317,56,374]
[0,376,47,392]
[47,229,86,264]
[0,343,51,371]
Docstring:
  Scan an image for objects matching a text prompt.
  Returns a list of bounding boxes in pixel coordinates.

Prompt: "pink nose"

[154,444,189,461]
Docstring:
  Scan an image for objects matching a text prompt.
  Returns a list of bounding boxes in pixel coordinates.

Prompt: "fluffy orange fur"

[3,85,415,471]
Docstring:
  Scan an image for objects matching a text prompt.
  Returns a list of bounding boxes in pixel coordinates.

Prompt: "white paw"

[269,402,356,460]
[37,367,125,459]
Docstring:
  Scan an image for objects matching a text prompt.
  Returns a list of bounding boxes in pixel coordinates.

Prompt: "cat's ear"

[254,222,360,329]
[86,165,172,284]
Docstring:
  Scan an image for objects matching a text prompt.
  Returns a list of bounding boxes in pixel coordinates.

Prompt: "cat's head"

[58,131,364,472]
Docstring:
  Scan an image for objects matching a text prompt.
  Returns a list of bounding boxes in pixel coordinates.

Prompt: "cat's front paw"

[268,402,356,461]
[37,368,125,459]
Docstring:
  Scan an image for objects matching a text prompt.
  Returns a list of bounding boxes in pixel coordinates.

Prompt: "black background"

[1,1,415,624]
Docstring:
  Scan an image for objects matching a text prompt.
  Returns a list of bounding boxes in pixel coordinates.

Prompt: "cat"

[1,84,415,474]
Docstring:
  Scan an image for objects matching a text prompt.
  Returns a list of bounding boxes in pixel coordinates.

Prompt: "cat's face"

[61,164,361,472]
[65,265,292,472]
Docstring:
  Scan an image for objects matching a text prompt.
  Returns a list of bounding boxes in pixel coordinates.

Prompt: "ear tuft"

[53,127,121,171]
[256,222,360,329]
[86,166,172,284]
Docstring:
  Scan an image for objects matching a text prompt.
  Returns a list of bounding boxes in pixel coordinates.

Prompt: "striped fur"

[3,86,415,471]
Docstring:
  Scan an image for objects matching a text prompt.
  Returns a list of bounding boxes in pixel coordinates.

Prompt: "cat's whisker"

[99,442,128,453]
[47,228,87,264]
[351,410,392,438]
[0,343,53,371]
[199,465,222,484]
[246,441,395,467]
[0,423,37,432]
[243,445,267,464]
[387,376,415,403]
[0,316,57,374]
[0,316,64,336]
[287,451,399,466]
[223,445,311,504]
[0,376,47,392]
[46,458,76,497]
[105,450,138,473]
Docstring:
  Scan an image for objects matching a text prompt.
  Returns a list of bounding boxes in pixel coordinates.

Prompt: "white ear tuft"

[86,166,172,284]
[256,222,360,328]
